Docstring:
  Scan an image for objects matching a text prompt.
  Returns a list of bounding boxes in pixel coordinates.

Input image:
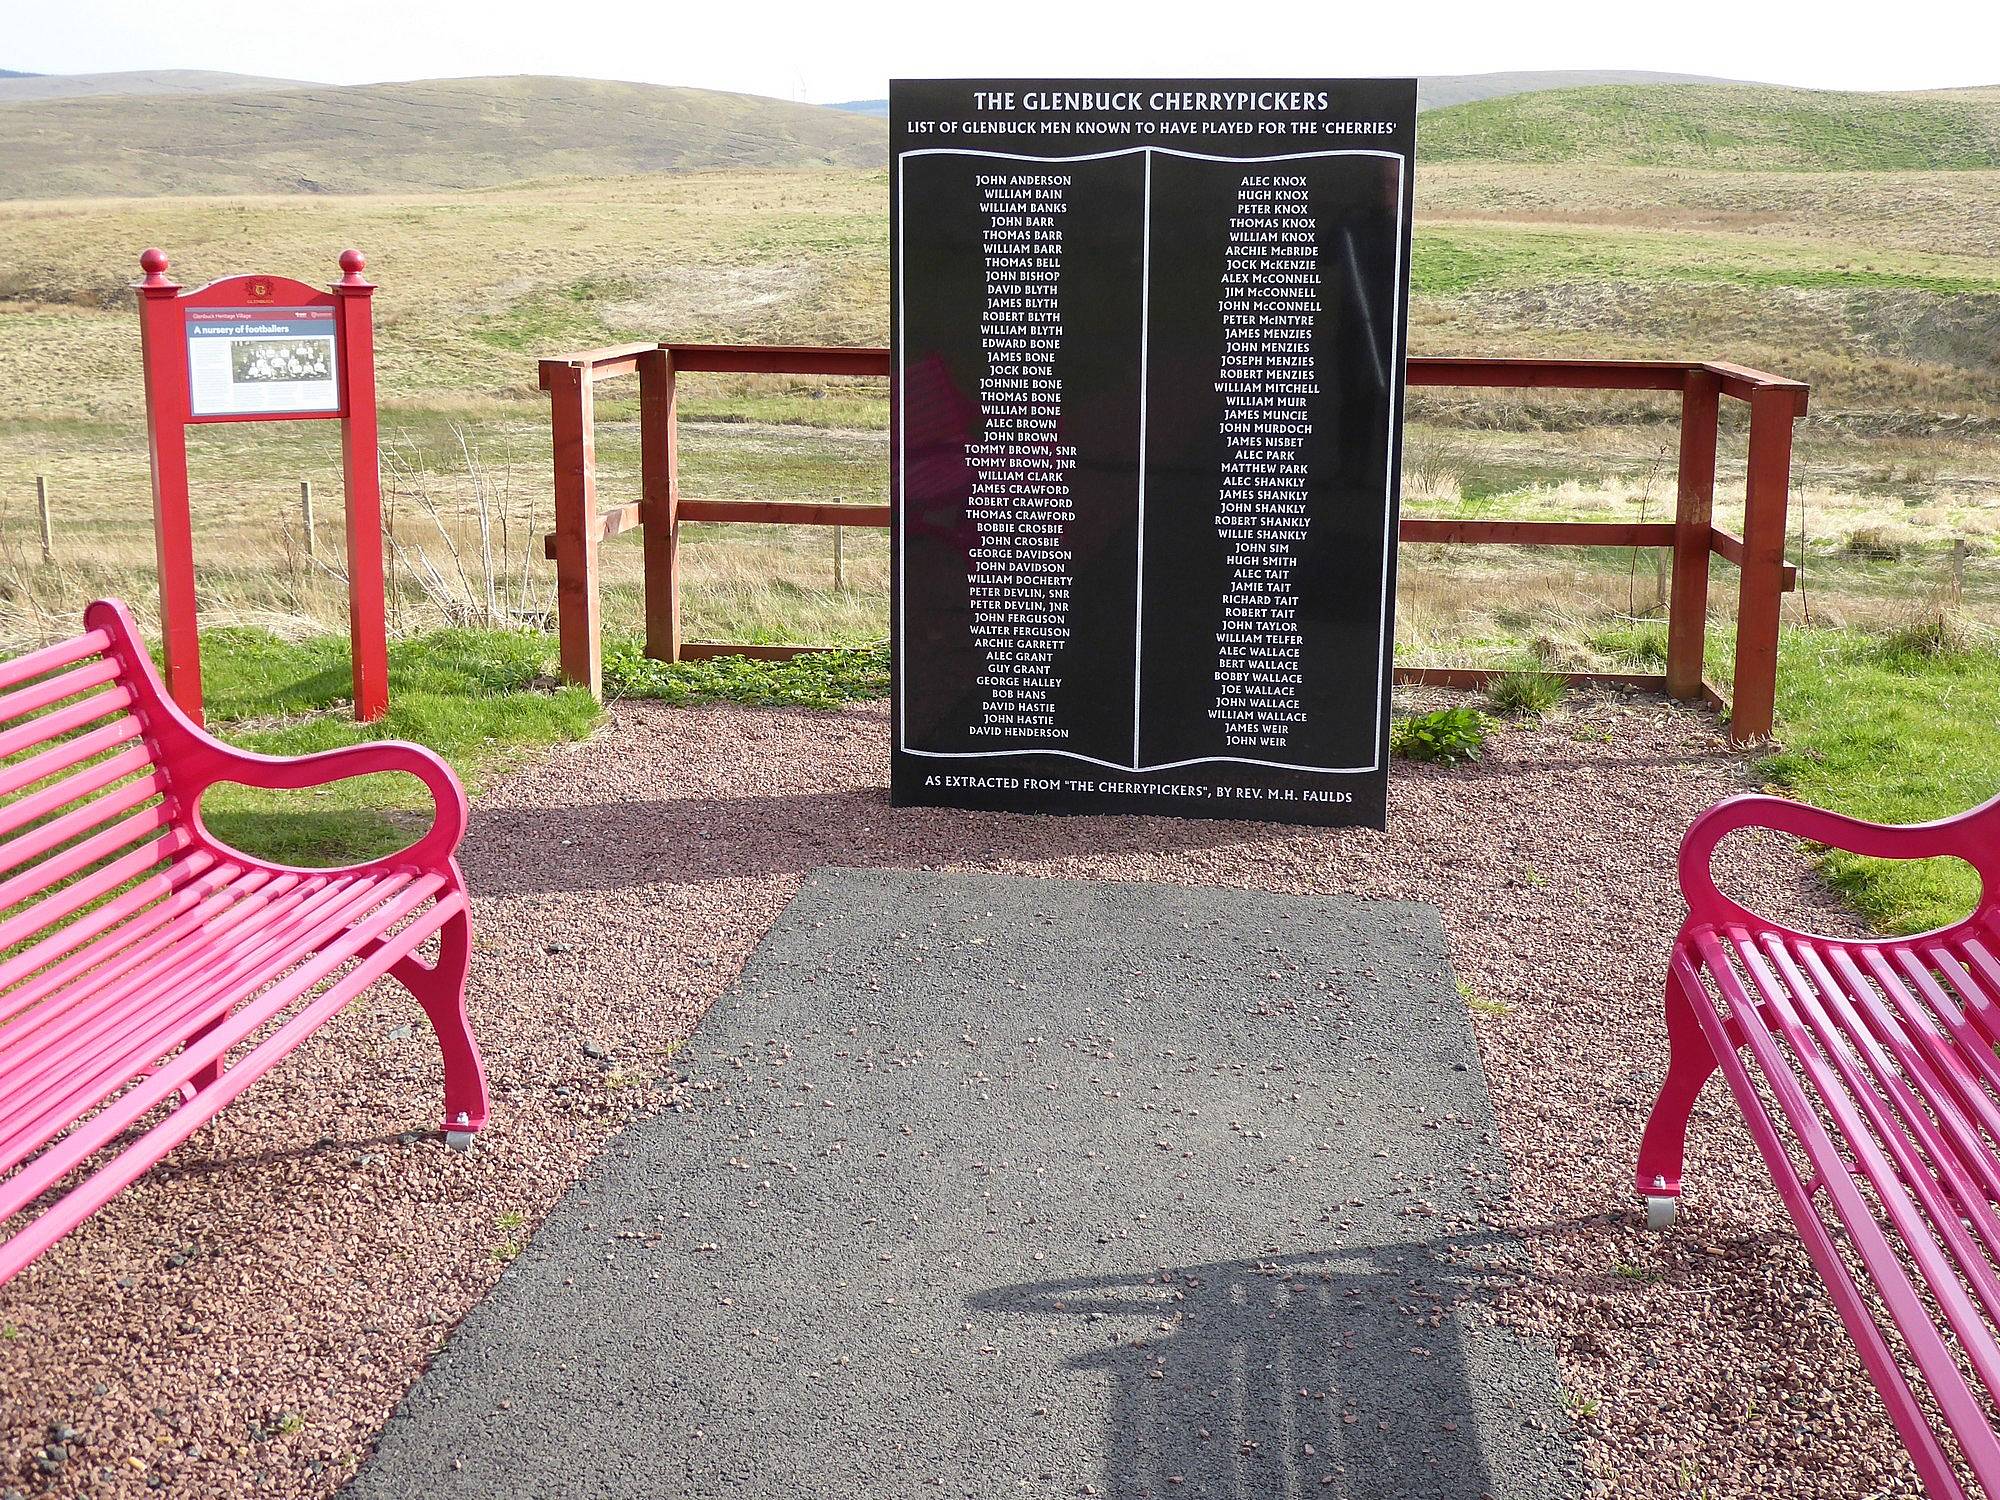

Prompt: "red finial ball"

[339,248,366,277]
[139,247,168,275]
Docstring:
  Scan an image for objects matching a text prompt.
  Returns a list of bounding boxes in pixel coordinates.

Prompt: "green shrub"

[1875,596,1974,663]
[1391,706,1490,764]
[1843,523,1920,560]
[1587,621,1669,668]
[1486,669,1567,716]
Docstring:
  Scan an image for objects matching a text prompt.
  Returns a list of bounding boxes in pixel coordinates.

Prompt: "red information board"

[134,248,389,723]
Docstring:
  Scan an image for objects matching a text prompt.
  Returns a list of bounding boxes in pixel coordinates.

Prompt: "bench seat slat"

[1770,937,2000,1352]
[0,874,453,1229]
[1958,935,2000,1014]
[1901,938,2000,1064]
[0,883,463,1281]
[0,871,415,1176]
[0,864,270,1051]
[1814,941,2000,1211]
[0,851,223,1005]
[1849,947,2000,1197]
[1883,947,2000,1133]
[1731,933,2000,1384]
[1694,928,2000,1493]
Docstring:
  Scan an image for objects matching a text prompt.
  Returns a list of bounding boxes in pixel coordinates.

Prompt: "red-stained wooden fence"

[538,344,1807,743]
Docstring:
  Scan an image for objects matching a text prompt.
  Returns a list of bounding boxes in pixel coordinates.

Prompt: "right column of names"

[1208,170,1319,753]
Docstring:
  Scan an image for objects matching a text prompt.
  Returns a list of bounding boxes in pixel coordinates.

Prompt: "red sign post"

[134,247,390,723]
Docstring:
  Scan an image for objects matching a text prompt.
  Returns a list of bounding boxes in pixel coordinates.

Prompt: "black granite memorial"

[891,79,1416,827]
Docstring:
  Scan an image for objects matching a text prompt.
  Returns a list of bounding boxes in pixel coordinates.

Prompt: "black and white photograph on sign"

[231,338,333,385]
[890,80,1416,827]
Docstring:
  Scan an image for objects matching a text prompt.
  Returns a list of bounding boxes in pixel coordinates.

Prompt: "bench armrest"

[1680,792,1999,936]
[182,738,468,873]
[80,600,468,876]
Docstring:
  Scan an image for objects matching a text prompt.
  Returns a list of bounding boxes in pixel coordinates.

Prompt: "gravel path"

[0,688,1914,1498]
[349,870,1585,1500]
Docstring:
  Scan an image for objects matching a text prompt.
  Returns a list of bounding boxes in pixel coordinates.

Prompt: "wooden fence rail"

[538,344,1807,742]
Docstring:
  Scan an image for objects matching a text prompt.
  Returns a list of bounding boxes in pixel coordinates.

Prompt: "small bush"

[1844,523,1920,560]
[1588,621,1669,668]
[1877,596,1973,661]
[1486,669,1567,716]
[1392,706,1490,764]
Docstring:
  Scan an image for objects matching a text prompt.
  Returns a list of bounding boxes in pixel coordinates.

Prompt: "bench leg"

[1635,963,1719,1228]
[391,905,488,1150]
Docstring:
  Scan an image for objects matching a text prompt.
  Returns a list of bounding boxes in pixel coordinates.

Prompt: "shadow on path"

[975,1236,1536,1500]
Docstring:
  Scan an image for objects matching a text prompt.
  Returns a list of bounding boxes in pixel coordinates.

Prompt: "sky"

[8,0,1998,101]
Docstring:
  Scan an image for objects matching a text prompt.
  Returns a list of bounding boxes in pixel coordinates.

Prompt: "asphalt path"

[346,868,1583,1500]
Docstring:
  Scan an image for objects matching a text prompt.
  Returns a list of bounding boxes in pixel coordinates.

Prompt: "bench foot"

[444,1130,476,1154]
[1644,1194,1680,1231]
[1636,963,1719,1210]
[390,905,490,1139]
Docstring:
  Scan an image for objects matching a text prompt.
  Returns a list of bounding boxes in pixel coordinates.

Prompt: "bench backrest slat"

[0,688,136,766]
[0,717,149,804]
[0,631,111,697]
[0,747,158,846]
[0,626,187,1029]
[0,802,177,916]
[0,829,191,959]
[0,659,123,730]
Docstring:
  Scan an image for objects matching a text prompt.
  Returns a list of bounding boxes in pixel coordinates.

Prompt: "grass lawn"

[193,629,889,866]
[1584,615,1999,933]
[1757,627,2000,935]
[195,628,602,866]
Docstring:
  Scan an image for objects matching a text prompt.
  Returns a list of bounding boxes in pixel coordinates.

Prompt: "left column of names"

[966,169,1076,747]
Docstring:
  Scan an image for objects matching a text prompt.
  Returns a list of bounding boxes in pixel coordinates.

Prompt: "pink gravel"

[0,687,1917,1497]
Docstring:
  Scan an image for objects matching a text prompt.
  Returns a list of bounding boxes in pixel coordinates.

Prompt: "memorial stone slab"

[891,79,1416,827]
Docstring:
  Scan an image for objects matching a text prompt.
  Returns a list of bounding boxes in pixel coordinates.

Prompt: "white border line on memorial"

[896,145,1406,778]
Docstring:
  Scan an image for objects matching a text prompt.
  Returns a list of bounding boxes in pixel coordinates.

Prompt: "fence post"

[638,346,681,662]
[546,361,602,697]
[1730,386,1796,743]
[332,249,390,722]
[834,518,845,591]
[1666,369,1718,701]
[35,476,52,563]
[135,250,203,720]
[300,479,317,561]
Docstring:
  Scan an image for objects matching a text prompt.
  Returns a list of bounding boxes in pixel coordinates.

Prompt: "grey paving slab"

[346,868,1584,1500]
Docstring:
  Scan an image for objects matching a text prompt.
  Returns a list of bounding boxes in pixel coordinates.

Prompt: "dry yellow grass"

[0,162,1994,651]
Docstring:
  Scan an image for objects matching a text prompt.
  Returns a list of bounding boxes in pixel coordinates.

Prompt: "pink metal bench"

[1638,790,2000,1497]
[0,600,486,1288]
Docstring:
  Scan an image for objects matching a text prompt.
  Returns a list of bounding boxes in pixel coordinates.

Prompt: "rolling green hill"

[1420,83,2000,169]
[828,72,1746,120]
[0,75,887,198]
